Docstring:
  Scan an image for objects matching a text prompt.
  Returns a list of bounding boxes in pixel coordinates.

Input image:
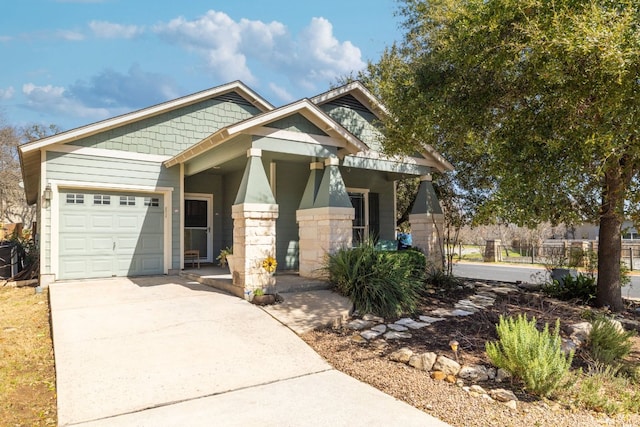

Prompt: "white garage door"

[58,190,164,280]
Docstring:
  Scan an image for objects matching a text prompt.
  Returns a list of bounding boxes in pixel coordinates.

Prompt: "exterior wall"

[69,98,260,157]
[341,168,396,241]
[320,101,384,152]
[222,169,245,251]
[274,161,308,269]
[184,172,224,261]
[43,151,180,274]
[265,113,328,135]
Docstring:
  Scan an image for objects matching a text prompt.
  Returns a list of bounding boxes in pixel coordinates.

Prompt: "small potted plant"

[252,288,275,305]
[217,246,234,270]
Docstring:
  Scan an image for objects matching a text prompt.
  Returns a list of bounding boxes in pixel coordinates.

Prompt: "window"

[348,189,369,245]
[66,193,84,204]
[144,197,159,207]
[119,196,136,206]
[93,195,111,205]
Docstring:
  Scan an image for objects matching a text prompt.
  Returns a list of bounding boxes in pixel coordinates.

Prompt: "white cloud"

[154,10,365,94]
[20,65,181,123]
[89,20,144,39]
[268,82,294,103]
[22,83,111,120]
[69,64,180,109]
[55,30,85,41]
[296,18,365,85]
[0,86,15,100]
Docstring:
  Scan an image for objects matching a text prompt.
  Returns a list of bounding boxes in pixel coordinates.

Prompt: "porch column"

[296,157,354,278]
[409,174,444,269]
[231,148,279,299]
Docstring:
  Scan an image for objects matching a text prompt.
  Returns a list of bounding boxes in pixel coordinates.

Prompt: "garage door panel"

[91,215,115,229]
[60,214,88,230]
[116,215,141,230]
[60,236,88,253]
[59,191,165,280]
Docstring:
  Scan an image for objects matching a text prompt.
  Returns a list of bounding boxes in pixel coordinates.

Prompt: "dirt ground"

[0,286,56,427]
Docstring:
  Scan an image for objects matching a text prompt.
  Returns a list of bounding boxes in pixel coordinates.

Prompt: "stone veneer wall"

[231,203,279,299]
[296,207,355,278]
[409,213,445,269]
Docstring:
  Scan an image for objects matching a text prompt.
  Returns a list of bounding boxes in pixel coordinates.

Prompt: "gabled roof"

[164,98,369,168]
[310,81,389,119]
[19,81,273,204]
[312,81,453,173]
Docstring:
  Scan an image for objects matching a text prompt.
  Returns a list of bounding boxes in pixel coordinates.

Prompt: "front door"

[184,194,213,263]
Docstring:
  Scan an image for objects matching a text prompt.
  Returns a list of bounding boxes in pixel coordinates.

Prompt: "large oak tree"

[367,0,640,311]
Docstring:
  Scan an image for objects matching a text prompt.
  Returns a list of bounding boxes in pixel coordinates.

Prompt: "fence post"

[531,245,535,264]
[630,247,634,271]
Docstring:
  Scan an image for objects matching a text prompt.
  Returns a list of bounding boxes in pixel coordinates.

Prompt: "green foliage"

[587,316,636,367]
[216,246,233,267]
[363,0,640,310]
[325,242,424,318]
[542,273,597,304]
[560,366,640,415]
[486,314,573,397]
[425,267,462,290]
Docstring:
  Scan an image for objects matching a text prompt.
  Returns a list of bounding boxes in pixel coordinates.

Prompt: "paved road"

[452,262,640,300]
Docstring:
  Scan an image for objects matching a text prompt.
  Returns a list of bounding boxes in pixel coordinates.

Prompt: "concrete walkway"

[50,276,450,426]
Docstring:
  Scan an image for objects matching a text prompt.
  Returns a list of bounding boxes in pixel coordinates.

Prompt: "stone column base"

[232,203,279,300]
[296,206,354,278]
[409,213,444,269]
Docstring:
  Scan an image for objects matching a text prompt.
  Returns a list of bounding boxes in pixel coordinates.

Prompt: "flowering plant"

[262,255,277,273]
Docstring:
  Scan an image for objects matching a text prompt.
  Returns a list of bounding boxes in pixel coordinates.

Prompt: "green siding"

[265,113,328,135]
[274,161,308,269]
[320,103,384,152]
[44,151,181,271]
[69,98,260,156]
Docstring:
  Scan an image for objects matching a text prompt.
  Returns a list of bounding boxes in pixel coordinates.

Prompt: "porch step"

[179,270,242,297]
[275,274,333,293]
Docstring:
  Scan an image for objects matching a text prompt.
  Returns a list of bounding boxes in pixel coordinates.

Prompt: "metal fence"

[449,240,640,271]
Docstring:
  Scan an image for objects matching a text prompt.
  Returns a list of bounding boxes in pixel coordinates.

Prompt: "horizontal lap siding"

[275,161,308,269]
[45,152,181,272]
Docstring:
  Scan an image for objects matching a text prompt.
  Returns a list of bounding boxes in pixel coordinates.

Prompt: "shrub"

[542,273,596,304]
[560,365,640,415]
[425,266,462,290]
[486,314,573,397]
[587,316,635,367]
[325,242,423,318]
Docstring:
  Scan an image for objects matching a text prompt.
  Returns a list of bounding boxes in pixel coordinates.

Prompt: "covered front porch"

[165,96,450,301]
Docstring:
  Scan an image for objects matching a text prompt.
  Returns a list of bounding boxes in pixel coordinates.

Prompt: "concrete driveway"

[50,276,449,426]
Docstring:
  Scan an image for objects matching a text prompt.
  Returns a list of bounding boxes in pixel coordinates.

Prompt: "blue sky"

[1,0,403,131]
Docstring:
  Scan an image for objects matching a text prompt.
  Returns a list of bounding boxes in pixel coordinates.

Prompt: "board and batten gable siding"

[67,95,261,157]
[319,95,384,152]
[342,168,396,241]
[43,151,181,272]
[265,113,329,136]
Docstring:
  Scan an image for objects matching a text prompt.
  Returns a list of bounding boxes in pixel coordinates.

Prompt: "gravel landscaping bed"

[302,279,640,427]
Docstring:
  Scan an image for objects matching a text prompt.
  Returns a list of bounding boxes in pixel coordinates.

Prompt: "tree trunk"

[596,169,624,311]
